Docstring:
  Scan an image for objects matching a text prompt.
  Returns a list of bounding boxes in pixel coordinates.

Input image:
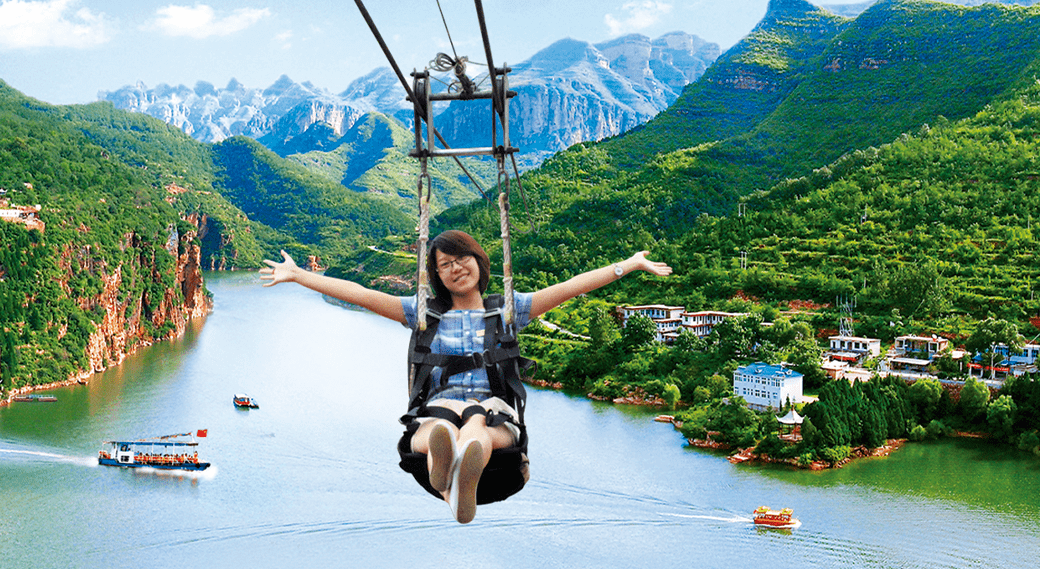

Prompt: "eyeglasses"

[436,255,470,273]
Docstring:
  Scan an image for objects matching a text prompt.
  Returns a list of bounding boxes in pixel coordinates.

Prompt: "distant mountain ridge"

[99,31,718,163]
[437,33,719,161]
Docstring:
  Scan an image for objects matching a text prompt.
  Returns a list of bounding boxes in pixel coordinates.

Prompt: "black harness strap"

[398,294,534,505]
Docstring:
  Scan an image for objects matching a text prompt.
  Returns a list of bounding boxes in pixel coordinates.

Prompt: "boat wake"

[129,464,219,481]
[660,512,755,524]
[0,447,99,468]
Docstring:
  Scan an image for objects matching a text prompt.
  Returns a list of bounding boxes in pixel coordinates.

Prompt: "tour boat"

[97,431,210,471]
[752,506,800,529]
[12,394,57,402]
[233,394,259,409]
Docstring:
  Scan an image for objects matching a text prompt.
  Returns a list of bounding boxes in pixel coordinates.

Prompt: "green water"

[1,271,1038,568]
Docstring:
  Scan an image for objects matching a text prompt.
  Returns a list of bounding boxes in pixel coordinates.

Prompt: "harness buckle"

[471,350,491,368]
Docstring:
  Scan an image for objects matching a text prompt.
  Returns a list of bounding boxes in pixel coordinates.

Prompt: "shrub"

[821,445,851,464]
[909,424,928,442]
[926,419,948,439]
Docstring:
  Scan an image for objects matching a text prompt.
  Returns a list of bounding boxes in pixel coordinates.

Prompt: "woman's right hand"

[259,250,299,287]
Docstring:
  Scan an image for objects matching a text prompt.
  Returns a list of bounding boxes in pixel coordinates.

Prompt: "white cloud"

[0,0,110,50]
[151,4,270,39]
[275,30,292,49]
[604,1,672,36]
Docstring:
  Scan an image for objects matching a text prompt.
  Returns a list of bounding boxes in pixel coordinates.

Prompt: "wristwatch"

[614,263,624,277]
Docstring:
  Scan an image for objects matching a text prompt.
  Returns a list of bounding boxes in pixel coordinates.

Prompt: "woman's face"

[434,249,480,297]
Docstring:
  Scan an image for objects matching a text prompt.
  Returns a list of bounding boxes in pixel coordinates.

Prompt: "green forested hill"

[425,0,1040,335]
[0,80,421,392]
[287,112,496,216]
[669,77,1040,338]
[607,0,852,170]
[0,81,203,391]
[211,135,413,264]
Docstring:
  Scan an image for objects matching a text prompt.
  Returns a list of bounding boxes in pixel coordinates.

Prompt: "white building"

[888,334,952,375]
[682,310,746,338]
[733,363,804,411]
[619,305,684,324]
[619,305,685,343]
[827,335,881,361]
[969,342,1040,380]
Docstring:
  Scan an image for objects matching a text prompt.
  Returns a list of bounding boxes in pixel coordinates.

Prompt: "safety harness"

[397,294,536,505]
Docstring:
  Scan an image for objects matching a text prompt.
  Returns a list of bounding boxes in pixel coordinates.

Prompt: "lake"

[2,271,1038,568]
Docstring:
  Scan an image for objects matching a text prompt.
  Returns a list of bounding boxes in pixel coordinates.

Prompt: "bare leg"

[458,414,515,468]
[410,419,459,494]
[409,401,518,523]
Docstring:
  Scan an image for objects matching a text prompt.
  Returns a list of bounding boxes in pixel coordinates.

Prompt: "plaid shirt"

[401,292,533,401]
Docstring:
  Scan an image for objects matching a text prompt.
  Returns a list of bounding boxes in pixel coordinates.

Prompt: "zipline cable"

[353,0,488,200]
[473,0,516,324]
[435,0,459,62]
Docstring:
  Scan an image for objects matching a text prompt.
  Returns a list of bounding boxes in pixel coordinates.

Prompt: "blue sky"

[0,0,869,105]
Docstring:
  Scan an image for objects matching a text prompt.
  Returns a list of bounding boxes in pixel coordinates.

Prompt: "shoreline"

[0,375,89,409]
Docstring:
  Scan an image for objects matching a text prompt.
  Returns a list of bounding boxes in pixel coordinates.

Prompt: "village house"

[885,334,965,377]
[822,334,882,381]
[618,305,746,344]
[618,305,685,343]
[682,310,747,339]
[733,362,804,412]
[969,343,1040,381]
[0,197,45,233]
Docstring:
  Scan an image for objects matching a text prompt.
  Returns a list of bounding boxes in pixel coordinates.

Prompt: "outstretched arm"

[259,250,407,324]
[529,251,672,319]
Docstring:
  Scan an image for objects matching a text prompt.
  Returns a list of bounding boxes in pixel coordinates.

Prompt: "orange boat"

[753,506,799,529]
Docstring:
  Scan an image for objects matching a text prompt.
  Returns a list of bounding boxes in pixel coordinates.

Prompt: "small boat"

[233,394,259,409]
[12,394,57,402]
[98,431,210,471]
[753,506,800,529]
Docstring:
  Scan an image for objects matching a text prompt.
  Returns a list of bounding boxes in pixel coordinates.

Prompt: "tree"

[908,377,943,423]
[621,314,656,351]
[589,307,621,346]
[966,318,1024,380]
[673,327,705,353]
[987,394,1017,441]
[663,383,681,409]
[707,313,763,361]
[785,338,827,390]
[958,375,990,422]
[707,398,761,448]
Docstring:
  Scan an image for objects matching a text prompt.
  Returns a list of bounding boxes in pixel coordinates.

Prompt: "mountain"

[100,32,719,164]
[286,112,498,215]
[436,33,719,163]
[0,81,212,395]
[426,0,1040,308]
[100,75,360,145]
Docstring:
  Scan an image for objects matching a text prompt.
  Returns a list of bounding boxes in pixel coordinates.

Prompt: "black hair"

[427,230,491,302]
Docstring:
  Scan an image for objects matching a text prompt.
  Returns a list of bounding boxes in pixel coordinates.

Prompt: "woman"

[260,230,671,523]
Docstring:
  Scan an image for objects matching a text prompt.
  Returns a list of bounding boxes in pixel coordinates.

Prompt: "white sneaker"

[448,439,484,524]
[428,422,456,494]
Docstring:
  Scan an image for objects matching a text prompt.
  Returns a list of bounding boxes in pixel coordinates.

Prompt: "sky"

[0,0,871,105]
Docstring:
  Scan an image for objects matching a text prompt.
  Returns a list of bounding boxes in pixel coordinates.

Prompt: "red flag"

[196,429,208,438]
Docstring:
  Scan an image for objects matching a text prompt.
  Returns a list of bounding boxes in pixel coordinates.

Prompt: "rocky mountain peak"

[525,38,610,75]
[595,34,654,84]
[263,74,297,97]
[101,31,719,162]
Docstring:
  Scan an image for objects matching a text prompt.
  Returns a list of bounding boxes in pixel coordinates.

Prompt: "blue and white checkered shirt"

[401,292,533,401]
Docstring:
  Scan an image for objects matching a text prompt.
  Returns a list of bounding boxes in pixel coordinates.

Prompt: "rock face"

[74,229,211,378]
[100,32,719,162]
